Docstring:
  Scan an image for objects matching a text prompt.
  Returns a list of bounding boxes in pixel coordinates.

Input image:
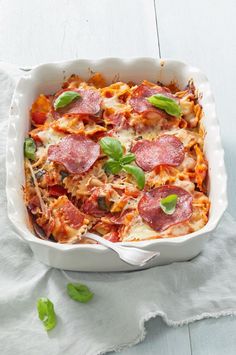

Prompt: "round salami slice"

[138,186,193,232]
[54,88,101,116]
[48,134,100,174]
[60,199,85,228]
[132,135,185,171]
[129,84,175,116]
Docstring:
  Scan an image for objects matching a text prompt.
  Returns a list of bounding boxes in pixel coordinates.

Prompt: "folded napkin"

[0,63,236,355]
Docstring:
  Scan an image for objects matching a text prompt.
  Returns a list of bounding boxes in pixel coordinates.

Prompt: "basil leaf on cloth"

[37,298,57,331]
[67,283,94,303]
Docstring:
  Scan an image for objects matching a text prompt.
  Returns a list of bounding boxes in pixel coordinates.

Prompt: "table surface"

[1,0,236,354]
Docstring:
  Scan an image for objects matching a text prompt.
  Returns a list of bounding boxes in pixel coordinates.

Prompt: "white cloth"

[0,63,236,355]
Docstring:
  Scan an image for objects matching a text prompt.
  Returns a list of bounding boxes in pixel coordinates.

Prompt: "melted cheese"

[37,128,65,147]
[112,128,135,151]
[166,128,203,147]
[173,178,195,193]
[123,214,193,242]
[124,221,159,241]
[138,126,162,140]
[178,153,196,171]
[102,95,126,111]
[35,128,65,159]
[101,83,131,112]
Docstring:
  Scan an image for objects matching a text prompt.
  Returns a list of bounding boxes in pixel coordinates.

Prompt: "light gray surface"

[121,317,191,355]
[156,0,236,218]
[0,0,236,354]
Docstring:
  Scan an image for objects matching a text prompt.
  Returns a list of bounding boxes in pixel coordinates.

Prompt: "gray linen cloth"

[0,64,235,355]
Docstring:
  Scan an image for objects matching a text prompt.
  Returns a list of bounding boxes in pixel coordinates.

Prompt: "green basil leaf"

[35,169,45,180]
[120,153,136,165]
[37,298,57,331]
[122,164,145,190]
[24,138,36,160]
[160,194,178,215]
[54,91,81,110]
[99,137,123,160]
[147,94,182,117]
[67,283,94,303]
[103,159,122,174]
[60,171,69,181]
[97,196,109,211]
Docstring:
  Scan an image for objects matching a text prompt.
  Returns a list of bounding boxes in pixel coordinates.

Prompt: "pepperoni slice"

[109,210,132,224]
[104,111,129,130]
[54,88,101,116]
[129,84,175,116]
[132,135,185,171]
[59,199,85,228]
[48,185,67,197]
[48,134,100,174]
[138,186,193,232]
[104,231,120,242]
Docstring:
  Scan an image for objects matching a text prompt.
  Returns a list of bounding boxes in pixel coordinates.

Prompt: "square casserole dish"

[6,58,227,272]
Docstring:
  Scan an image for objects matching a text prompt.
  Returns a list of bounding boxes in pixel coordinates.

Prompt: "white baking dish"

[6,58,227,272]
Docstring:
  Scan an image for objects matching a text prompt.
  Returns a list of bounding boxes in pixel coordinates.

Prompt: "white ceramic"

[6,58,227,272]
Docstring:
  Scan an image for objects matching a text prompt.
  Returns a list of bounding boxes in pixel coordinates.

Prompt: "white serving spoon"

[32,219,159,267]
[85,233,160,267]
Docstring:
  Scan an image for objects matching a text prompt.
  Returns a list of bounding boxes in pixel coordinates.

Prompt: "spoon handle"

[85,233,160,266]
[85,232,121,250]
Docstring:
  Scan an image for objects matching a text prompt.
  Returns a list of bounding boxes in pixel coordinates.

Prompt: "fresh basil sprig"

[54,91,81,110]
[122,165,145,190]
[37,298,57,331]
[147,94,181,117]
[67,283,94,303]
[119,153,136,165]
[160,194,178,215]
[24,137,36,160]
[97,196,109,211]
[99,137,145,190]
[104,159,122,174]
[99,137,123,160]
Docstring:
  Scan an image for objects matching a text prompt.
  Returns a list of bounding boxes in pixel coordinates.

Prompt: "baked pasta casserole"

[23,72,210,243]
